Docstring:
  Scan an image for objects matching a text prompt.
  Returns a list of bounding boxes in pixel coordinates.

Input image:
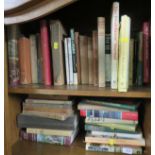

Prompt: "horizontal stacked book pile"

[17,98,78,145]
[78,99,145,154]
[7,1,151,92]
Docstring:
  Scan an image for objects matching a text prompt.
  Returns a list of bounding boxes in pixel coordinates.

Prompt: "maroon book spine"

[40,20,52,86]
[142,22,150,84]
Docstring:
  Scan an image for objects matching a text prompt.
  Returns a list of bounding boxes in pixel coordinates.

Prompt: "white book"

[64,38,70,85]
[111,2,119,89]
[98,17,106,87]
[67,38,74,84]
[91,131,142,139]
[30,34,38,83]
[118,15,131,92]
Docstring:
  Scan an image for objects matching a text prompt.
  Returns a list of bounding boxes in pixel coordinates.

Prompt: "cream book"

[98,17,105,87]
[118,15,131,92]
[111,2,119,89]
[27,128,73,136]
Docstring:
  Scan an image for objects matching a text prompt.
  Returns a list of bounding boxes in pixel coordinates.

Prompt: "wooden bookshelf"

[4,0,151,155]
[9,85,151,98]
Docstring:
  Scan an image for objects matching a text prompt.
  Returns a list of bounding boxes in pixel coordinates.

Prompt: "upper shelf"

[4,0,77,25]
[8,85,151,98]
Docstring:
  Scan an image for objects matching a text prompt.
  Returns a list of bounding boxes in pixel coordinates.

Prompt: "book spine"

[30,35,38,83]
[7,25,20,86]
[84,110,138,121]
[80,35,89,84]
[36,33,43,84]
[64,38,70,85]
[70,29,78,84]
[111,2,119,89]
[74,32,81,84]
[20,130,37,141]
[137,32,143,86]
[18,37,32,84]
[118,15,131,92]
[129,39,134,86]
[88,37,93,84]
[40,20,52,86]
[98,17,105,87]
[105,34,111,84]
[92,31,98,86]
[68,38,74,84]
[143,22,150,84]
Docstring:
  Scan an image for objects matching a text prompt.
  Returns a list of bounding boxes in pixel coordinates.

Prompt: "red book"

[142,22,150,84]
[40,20,52,85]
[122,112,138,121]
[18,37,32,84]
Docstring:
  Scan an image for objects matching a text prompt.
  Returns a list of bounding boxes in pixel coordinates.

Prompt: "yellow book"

[118,15,131,92]
[27,128,73,136]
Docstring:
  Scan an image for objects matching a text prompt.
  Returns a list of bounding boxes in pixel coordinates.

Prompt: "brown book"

[18,37,32,84]
[88,37,93,85]
[80,35,89,84]
[75,32,81,84]
[92,31,98,86]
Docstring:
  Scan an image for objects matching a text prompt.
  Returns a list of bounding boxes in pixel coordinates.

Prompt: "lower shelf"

[12,135,145,155]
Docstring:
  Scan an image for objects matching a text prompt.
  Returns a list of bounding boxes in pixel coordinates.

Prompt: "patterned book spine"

[18,37,32,84]
[40,20,52,86]
[88,37,93,85]
[68,38,74,84]
[92,31,98,86]
[70,29,78,84]
[111,2,119,89]
[143,22,150,84]
[118,15,131,92]
[98,17,105,87]
[30,34,38,83]
[7,25,20,86]
[64,38,70,85]
[105,34,111,84]
[75,32,81,84]
[85,110,138,120]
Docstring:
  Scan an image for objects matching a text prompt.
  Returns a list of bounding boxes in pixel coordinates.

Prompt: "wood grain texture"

[8,85,151,98]
[4,0,77,25]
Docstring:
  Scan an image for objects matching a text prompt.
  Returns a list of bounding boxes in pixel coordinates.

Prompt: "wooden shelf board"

[13,136,126,155]
[8,85,151,98]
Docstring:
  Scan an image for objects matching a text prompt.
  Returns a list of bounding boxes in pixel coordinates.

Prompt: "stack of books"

[7,1,151,92]
[17,98,78,145]
[78,99,145,154]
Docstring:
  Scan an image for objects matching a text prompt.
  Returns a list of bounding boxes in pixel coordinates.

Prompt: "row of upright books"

[7,1,151,92]
[78,99,145,154]
[18,98,78,145]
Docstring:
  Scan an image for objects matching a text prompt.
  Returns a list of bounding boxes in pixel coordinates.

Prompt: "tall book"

[105,34,111,84]
[143,22,150,84]
[98,17,105,87]
[80,35,89,84]
[36,33,43,84]
[137,32,143,86]
[67,38,74,84]
[111,2,119,89]
[118,15,131,92]
[88,37,93,85]
[30,34,38,84]
[74,32,81,84]
[64,38,70,85]
[50,20,66,85]
[40,20,52,86]
[70,29,78,84]
[129,39,134,86]
[7,25,20,86]
[18,37,32,84]
[92,31,98,86]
